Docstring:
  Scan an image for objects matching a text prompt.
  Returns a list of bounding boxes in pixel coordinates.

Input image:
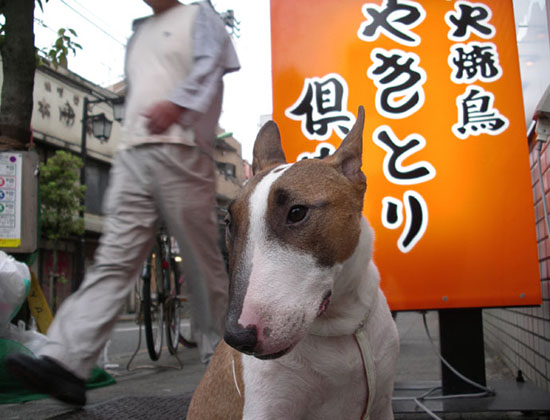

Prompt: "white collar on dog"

[354,322,376,420]
[353,291,378,420]
[311,288,380,338]
[354,306,373,335]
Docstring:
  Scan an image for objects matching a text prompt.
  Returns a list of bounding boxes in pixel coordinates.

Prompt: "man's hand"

[143,100,185,134]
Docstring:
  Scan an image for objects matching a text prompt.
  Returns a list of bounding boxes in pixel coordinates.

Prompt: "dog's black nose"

[224,324,258,354]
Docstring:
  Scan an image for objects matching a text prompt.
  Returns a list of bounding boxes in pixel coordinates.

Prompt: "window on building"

[216,161,236,178]
[85,159,110,215]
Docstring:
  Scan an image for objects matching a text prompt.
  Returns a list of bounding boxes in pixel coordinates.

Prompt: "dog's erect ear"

[326,106,366,187]
[252,121,287,175]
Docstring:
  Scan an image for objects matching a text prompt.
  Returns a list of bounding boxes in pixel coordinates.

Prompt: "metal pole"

[75,96,89,291]
[439,308,487,395]
[80,96,89,193]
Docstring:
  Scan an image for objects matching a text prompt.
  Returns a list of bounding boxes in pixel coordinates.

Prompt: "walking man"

[7,0,239,406]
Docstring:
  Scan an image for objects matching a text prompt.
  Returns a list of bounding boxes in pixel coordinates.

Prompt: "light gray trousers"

[40,143,229,378]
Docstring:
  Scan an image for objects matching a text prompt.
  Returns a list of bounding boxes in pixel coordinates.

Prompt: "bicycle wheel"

[166,299,181,354]
[176,270,197,349]
[165,254,180,354]
[178,293,197,348]
[143,248,164,361]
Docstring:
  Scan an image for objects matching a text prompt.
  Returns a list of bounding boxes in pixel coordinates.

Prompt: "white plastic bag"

[0,320,48,355]
[0,251,31,325]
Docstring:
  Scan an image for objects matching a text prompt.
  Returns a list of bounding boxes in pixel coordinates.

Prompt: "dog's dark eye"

[287,205,308,224]
[224,213,232,229]
[224,215,233,252]
[224,212,233,239]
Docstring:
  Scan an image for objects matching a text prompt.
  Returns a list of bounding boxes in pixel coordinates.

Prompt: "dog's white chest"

[241,334,367,420]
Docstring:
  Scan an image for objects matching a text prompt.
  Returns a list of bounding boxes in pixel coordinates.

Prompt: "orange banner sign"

[270,0,541,310]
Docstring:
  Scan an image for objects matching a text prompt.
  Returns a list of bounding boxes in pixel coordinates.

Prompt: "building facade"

[2,61,122,311]
[483,0,550,392]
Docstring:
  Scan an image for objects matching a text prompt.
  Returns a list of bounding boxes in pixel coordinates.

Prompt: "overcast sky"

[34,0,273,162]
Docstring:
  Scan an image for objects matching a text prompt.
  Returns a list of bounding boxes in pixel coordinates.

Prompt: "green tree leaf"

[40,150,86,242]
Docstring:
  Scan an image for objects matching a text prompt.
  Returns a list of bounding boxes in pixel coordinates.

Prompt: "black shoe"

[6,353,86,406]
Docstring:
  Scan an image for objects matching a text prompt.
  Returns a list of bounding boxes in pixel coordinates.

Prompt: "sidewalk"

[393,312,550,419]
[0,342,205,419]
[1,311,548,419]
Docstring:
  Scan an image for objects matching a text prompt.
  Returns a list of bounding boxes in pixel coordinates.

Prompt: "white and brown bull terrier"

[187,106,399,420]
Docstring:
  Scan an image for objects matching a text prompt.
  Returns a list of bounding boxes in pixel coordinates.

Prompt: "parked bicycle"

[135,226,194,361]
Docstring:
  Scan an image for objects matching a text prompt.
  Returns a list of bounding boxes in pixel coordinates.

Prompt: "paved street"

[1,312,549,419]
